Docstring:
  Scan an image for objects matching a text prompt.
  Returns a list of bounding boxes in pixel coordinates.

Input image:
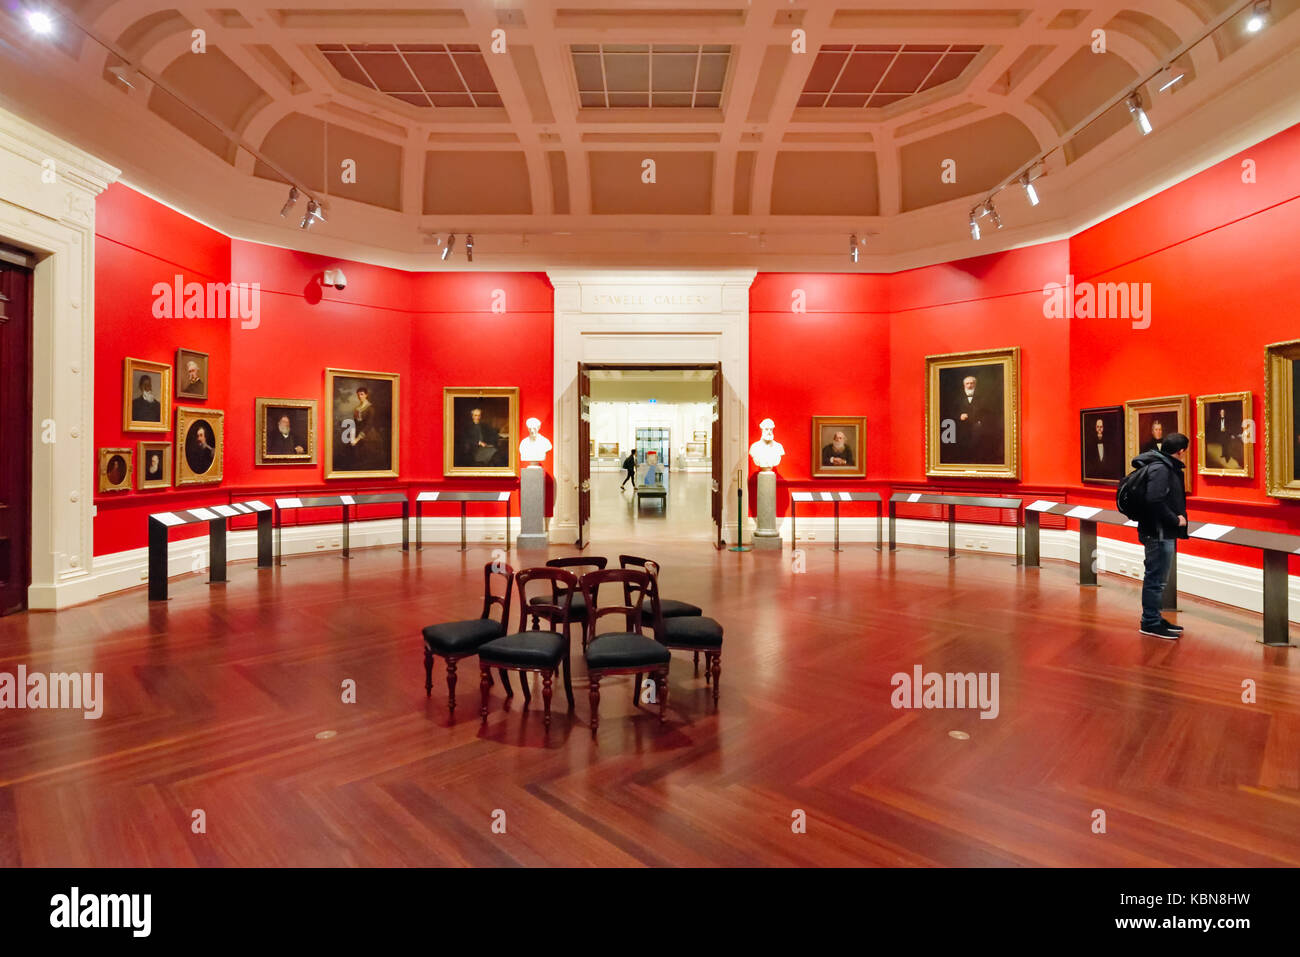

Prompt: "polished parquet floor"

[1,539,1298,867]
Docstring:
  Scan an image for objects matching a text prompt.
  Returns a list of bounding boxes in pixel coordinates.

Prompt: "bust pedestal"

[517,465,549,550]
[752,469,781,549]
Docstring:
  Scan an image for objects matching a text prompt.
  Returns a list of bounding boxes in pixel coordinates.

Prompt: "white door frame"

[0,105,118,608]
[548,269,755,545]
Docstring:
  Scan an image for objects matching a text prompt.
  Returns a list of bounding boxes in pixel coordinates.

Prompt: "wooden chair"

[529,556,608,651]
[582,568,670,738]
[619,554,704,673]
[478,567,578,729]
[422,562,515,714]
[641,560,723,706]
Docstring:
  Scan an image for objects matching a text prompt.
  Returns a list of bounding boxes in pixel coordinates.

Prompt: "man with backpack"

[620,450,637,491]
[1119,432,1190,640]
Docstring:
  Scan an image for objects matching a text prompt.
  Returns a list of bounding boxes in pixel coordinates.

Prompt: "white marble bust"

[749,417,785,470]
[519,417,552,464]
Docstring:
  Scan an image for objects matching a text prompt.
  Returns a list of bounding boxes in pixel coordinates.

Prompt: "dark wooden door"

[577,363,591,547]
[0,253,34,615]
[711,362,723,548]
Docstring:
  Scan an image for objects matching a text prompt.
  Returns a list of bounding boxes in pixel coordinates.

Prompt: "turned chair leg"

[479,667,491,722]
[520,671,531,706]
[446,658,458,713]
[498,669,513,697]
[632,672,642,708]
[693,651,699,675]
[704,652,711,685]
[711,652,721,704]
[562,652,575,708]
[424,649,434,697]
[542,671,553,729]
[589,676,601,738]
[656,668,668,725]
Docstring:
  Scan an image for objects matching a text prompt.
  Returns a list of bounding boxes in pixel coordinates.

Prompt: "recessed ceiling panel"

[319,43,500,108]
[798,44,982,108]
[771,152,879,215]
[588,152,714,213]
[423,151,532,215]
[573,44,731,109]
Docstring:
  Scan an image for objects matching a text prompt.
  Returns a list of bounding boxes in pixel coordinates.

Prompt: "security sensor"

[322,267,347,290]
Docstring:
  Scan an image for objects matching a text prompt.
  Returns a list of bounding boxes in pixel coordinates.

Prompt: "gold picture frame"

[925,347,1020,479]
[98,447,132,493]
[123,357,172,432]
[1125,394,1191,490]
[325,369,400,479]
[1265,339,1300,499]
[137,441,171,490]
[811,415,866,478]
[444,387,518,477]
[1196,391,1253,478]
[175,347,209,400]
[256,397,317,465]
[175,406,224,486]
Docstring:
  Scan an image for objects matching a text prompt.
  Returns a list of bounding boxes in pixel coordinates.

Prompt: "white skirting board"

[779,515,1299,623]
[84,515,1298,621]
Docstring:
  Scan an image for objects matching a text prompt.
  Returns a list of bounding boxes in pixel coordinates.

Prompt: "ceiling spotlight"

[849,234,859,263]
[279,186,299,218]
[1020,172,1039,207]
[26,10,54,34]
[986,202,1003,230]
[1156,64,1185,93]
[465,234,474,263]
[1246,0,1270,33]
[1126,91,1152,135]
[969,211,981,241]
[441,233,456,261]
[299,199,323,230]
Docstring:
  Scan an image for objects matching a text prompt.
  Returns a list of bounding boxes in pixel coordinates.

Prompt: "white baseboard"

[79,514,1298,622]
[785,515,1298,622]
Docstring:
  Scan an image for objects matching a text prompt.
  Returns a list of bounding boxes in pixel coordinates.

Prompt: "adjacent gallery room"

[1,0,1299,917]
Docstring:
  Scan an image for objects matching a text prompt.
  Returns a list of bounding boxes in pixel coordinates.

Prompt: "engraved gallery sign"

[581,284,721,314]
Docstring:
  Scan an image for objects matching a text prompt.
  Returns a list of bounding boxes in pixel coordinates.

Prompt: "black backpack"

[1116,462,1158,520]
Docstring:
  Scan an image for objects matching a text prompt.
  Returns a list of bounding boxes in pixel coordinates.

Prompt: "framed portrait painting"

[444,387,518,477]
[1265,339,1300,498]
[175,407,223,486]
[325,369,399,479]
[1197,391,1253,478]
[98,447,132,493]
[925,347,1020,479]
[1125,394,1190,462]
[811,415,866,478]
[137,441,171,490]
[1079,406,1125,485]
[256,397,317,465]
[175,348,209,400]
[123,357,172,432]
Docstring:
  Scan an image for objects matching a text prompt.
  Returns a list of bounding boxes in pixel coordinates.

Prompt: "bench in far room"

[634,462,668,510]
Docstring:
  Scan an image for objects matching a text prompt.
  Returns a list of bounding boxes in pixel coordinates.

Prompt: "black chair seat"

[643,598,702,624]
[586,633,672,670]
[478,631,567,668]
[423,618,505,654]
[529,593,587,619]
[662,616,723,648]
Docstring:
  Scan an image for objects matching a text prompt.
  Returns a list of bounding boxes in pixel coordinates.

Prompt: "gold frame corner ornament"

[924,346,1020,480]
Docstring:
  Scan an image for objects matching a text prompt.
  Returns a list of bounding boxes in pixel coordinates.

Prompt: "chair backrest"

[515,566,580,632]
[479,561,514,627]
[581,568,657,636]
[545,556,607,603]
[617,555,660,608]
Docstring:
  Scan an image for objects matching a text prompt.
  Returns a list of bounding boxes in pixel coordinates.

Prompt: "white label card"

[1027,500,1059,512]
[277,497,303,508]
[188,508,218,521]
[1190,524,1233,541]
[1065,506,1102,519]
[151,512,184,527]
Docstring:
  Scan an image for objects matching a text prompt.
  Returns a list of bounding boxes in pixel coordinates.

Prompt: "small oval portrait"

[185,419,217,474]
[105,454,127,485]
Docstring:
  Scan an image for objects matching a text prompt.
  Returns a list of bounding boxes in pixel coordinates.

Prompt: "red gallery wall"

[92,184,553,554]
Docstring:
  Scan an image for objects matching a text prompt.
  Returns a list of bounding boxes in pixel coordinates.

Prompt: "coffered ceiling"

[1,0,1300,271]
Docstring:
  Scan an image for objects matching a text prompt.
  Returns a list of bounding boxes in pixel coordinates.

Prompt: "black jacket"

[1131,449,1187,540]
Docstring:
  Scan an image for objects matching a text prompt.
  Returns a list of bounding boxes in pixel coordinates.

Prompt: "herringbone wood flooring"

[0,542,1297,866]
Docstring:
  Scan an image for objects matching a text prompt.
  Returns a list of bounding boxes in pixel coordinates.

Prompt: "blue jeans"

[1141,537,1175,627]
